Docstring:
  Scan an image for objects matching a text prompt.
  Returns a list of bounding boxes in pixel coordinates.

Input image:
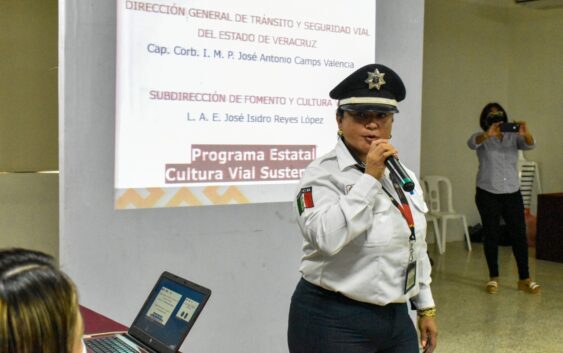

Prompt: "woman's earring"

[338,129,343,136]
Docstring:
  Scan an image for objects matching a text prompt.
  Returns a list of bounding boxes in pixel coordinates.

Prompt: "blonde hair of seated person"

[0,248,82,353]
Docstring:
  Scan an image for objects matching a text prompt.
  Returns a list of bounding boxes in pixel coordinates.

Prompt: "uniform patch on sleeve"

[297,187,314,215]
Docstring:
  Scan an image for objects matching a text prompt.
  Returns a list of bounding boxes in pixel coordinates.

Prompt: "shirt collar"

[335,138,359,171]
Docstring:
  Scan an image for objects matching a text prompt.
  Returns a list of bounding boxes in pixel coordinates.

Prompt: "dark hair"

[0,248,79,353]
[479,102,508,131]
[336,107,345,119]
[0,248,55,272]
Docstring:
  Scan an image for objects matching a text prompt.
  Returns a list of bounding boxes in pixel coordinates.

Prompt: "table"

[80,305,127,335]
[535,193,563,263]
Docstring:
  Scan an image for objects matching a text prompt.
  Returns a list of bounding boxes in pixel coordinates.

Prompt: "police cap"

[329,64,406,113]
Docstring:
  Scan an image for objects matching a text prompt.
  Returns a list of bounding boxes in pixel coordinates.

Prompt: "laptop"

[85,271,211,353]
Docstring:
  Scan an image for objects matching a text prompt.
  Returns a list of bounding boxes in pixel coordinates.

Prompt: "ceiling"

[460,0,515,7]
[461,0,563,9]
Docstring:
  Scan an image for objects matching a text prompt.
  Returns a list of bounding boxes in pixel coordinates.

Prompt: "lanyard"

[356,161,417,263]
[382,173,415,240]
[354,163,416,238]
[345,138,416,260]
[383,172,416,264]
[351,153,418,291]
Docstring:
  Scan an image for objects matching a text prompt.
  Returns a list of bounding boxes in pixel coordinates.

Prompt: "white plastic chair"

[421,176,472,253]
[517,151,542,213]
[420,180,443,254]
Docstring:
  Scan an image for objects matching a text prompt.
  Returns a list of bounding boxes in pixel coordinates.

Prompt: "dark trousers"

[475,187,529,279]
[287,278,418,353]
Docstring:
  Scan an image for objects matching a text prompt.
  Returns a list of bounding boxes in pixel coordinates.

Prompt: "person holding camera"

[467,102,540,294]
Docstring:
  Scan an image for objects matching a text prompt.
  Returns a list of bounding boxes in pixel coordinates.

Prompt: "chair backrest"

[517,151,542,210]
[421,175,455,213]
[420,178,431,205]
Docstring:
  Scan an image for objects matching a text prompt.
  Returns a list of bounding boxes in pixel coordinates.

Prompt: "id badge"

[404,261,417,294]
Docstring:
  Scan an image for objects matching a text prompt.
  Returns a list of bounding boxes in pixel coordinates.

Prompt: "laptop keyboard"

[85,336,140,353]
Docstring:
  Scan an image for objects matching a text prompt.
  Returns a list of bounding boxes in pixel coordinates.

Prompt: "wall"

[507,6,563,194]
[59,1,424,352]
[422,0,563,240]
[0,0,58,171]
[0,174,58,257]
[377,0,425,175]
[0,0,59,258]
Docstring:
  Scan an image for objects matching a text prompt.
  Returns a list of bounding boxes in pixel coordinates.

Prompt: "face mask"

[487,111,504,125]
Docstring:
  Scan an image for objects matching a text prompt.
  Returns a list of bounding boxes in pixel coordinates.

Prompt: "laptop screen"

[129,272,211,352]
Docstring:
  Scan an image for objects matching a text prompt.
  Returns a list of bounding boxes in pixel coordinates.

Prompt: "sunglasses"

[347,110,392,123]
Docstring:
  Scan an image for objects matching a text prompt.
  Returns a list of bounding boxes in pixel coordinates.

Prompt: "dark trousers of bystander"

[475,187,530,279]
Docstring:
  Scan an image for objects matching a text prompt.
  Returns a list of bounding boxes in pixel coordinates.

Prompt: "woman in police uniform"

[288,64,437,353]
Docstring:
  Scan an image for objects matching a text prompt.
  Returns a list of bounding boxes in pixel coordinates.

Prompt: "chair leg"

[462,216,472,252]
[433,219,443,254]
[441,218,447,252]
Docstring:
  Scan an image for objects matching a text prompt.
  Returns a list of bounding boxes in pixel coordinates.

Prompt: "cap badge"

[365,68,386,90]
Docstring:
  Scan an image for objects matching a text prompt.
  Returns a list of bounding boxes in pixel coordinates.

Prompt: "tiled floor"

[429,241,563,353]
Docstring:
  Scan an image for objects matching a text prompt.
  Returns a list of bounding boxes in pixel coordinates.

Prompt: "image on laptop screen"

[129,273,211,351]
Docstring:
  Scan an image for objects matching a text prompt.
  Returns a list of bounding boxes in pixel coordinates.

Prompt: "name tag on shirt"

[404,261,417,294]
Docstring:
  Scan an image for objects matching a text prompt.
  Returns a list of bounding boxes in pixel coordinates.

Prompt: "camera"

[500,122,520,133]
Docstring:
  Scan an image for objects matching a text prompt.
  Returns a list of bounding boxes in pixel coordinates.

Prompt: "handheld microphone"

[385,156,415,192]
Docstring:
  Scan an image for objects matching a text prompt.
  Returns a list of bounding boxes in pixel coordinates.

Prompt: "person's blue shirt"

[467,132,535,194]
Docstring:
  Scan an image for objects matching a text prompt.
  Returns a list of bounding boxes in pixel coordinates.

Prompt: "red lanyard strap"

[353,160,416,241]
[382,173,416,242]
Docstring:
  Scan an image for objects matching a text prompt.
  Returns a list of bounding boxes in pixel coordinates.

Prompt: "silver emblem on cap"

[365,68,386,90]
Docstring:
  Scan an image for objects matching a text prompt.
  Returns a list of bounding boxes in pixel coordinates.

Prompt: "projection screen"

[115,0,376,208]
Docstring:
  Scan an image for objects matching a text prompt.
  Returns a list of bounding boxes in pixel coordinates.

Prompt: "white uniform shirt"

[294,138,435,309]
